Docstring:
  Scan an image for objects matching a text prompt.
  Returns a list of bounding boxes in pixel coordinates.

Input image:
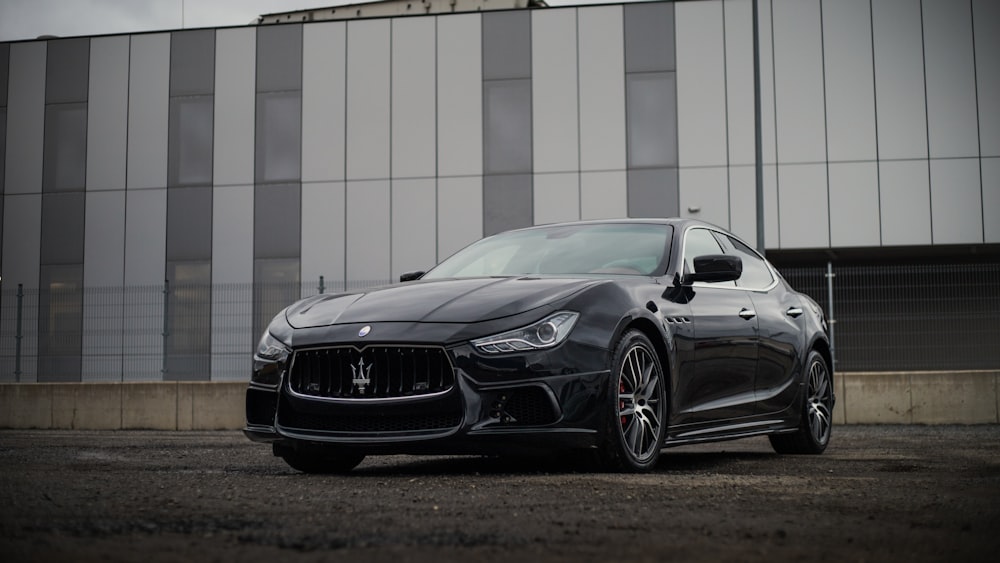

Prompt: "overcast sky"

[0,0,630,43]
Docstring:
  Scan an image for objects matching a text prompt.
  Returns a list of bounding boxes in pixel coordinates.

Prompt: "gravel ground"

[1,425,998,562]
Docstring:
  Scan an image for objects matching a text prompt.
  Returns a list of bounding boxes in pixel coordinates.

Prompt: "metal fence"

[780,262,1000,372]
[2,263,998,382]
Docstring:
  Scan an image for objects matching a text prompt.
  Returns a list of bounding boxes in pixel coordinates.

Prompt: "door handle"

[739,308,756,320]
[786,307,803,318]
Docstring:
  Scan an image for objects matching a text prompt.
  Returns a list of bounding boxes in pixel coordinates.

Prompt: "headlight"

[471,311,579,354]
[256,331,290,362]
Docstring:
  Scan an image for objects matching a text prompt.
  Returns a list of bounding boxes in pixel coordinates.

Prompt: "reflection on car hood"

[285,277,602,328]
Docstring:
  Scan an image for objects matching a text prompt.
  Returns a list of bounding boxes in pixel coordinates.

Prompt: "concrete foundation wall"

[0,371,997,429]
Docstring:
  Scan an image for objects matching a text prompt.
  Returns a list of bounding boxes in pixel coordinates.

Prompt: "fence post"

[162,279,170,377]
[825,262,836,367]
[318,275,325,295]
[14,284,23,383]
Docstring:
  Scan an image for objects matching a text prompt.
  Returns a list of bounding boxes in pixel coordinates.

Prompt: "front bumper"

[245,356,608,455]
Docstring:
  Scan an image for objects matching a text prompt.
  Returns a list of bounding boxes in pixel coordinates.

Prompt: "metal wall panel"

[122,188,166,380]
[255,25,302,92]
[483,11,531,80]
[777,163,828,248]
[974,0,1000,156]
[531,8,578,174]
[676,0,727,168]
[483,174,532,236]
[626,72,677,169]
[724,0,755,166]
[211,185,253,284]
[123,189,167,284]
[302,22,347,183]
[624,2,675,73]
[871,0,928,160]
[627,168,678,218]
[483,79,533,174]
[822,0,877,162]
[391,17,436,180]
[346,19,391,181]
[930,158,983,244]
[763,164,780,247]
[580,171,627,220]
[727,165,757,246]
[82,190,125,381]
[5,42,45,195]
[772,0,826,164]
[253,184,300,258]
[211,184,253,381]
[577,5,626,173]
[83,191,125,286]
[1,194,41,288]
[391,178,437,278]
[879,159,932,245]
[127,34,170,190]
[922,0,979,159]
[346,180,391,284]
[300,182,345,292]
[437,176,482,260]
[828,161,880,247]
[213,27,256,187]
[983,158,1000,243]
[679,167,729,229]
[437,13,482,178]
[533,172,579,225]
[87,36,129,191]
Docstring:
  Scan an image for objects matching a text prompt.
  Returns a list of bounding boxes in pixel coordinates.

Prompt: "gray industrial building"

[1,0,997,383]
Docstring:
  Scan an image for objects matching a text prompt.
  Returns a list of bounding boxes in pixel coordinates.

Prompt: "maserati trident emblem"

[351,357,373,394]
[358,325,371,337]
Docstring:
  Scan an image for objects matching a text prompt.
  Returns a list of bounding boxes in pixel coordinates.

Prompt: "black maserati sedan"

[245,219,833,473]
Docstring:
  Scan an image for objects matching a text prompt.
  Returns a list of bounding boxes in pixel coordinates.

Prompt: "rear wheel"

[275,443,365,474]
[598,330,666,472]
[770,350,833,454]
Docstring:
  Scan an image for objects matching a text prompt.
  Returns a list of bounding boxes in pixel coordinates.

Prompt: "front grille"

[288,345,455,399]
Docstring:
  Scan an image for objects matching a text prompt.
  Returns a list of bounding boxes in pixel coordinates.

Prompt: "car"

[245,219,834,473]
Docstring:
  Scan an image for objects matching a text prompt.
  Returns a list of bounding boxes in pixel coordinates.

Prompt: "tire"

[598,329,667,472]
[770,350,833,455]
[275,443,365,474]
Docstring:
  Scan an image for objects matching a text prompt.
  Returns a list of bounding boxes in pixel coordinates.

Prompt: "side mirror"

[399,270,425,282]
[686,255,742,284]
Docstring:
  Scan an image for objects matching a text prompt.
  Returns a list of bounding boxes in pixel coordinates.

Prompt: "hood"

[285,277,602,328]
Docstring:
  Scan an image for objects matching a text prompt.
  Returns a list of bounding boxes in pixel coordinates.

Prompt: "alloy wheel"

[617,344,663,463]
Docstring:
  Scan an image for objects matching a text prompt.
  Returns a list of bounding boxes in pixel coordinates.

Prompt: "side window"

[683,228,735,286]
[725,235,774,289]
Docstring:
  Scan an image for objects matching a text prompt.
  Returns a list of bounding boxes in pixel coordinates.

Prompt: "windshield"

[424,223,672,279]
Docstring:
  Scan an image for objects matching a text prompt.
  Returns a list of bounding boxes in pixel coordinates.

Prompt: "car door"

[718,234,804,415]
[673,227,759,425]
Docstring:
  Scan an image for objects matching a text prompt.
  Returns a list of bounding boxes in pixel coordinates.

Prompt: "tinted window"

[726,235,774,289]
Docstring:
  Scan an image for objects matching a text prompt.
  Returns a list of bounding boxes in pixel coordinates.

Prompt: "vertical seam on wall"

[622,6,631,216]
[527,12,534,226]
[969,0,985,242]
[768,0,780,249]
[208,34,216,368]
[298,25,304,292]
[819,0,832,248]
[122,36,132,383]
[388,20,393,283]
[434,16,439,264]
[480,15,486,235]
[919,0,933,243]
[722,0,731,230]
[869,0,883,245]
[343,24,349,291]
[575,8,582,221]
[671,3,679,218]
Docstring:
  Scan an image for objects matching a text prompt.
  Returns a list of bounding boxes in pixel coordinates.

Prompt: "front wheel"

[769,350,833,455]
[598,330,667,472]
